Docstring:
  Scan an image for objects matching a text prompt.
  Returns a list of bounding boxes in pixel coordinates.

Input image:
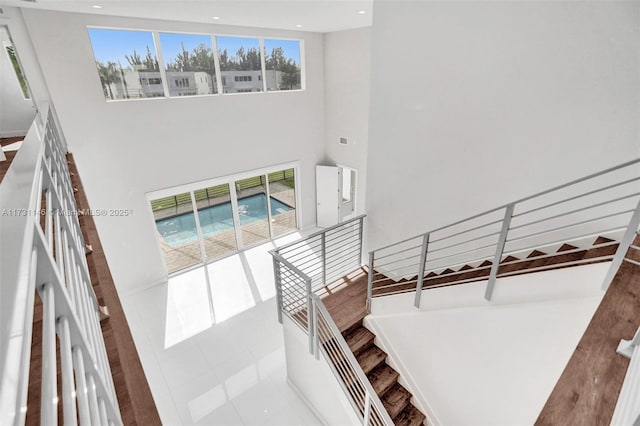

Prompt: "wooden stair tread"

[356,346,387,374]
[346,326,376,356]
[501,255,519,263]
[368,364,400,396]
[395,404,426,426]
[382,383,411,419]
[557,243,578,252]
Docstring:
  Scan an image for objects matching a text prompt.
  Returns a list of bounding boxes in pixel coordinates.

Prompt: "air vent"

[339,137,348,145]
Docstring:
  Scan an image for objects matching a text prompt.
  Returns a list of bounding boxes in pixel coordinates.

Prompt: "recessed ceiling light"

[295,24,303,28]
[92,5,103,9]
[358,10,366,14]
[212,16,220,20]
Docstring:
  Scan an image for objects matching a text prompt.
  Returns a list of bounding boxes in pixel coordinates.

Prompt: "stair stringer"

[363,317,442,426]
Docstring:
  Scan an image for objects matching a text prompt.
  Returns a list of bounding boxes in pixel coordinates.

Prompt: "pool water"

[156,193,293,247]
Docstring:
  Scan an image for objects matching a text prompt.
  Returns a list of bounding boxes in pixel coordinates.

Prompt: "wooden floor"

[0,136,24,147]
[0,137,23,183]
[0,150,18,183]
[536,237,640,425]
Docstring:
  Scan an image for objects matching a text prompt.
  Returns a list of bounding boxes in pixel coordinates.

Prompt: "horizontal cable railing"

[0,107,122,425]
[274,214,366,291]
[270,215,393,425]
[367,159,640,309]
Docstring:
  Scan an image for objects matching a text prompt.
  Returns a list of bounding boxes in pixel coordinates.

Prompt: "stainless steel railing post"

[602,198,640,290]
[485,203,515,301]
[414,233,430,309]
[367,251,374,312]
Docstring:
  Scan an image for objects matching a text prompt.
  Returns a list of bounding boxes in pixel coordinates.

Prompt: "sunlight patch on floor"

[164,267,213,348]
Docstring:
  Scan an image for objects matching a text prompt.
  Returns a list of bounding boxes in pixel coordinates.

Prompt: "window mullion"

[229,181,244,249]
[190,191,207,264]
[211,35,224,94]
[259,37,267,92]
[152,31,171,97]
[265,174,274,238]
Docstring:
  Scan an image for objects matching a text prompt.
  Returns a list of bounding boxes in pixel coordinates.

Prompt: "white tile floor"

[120,231,323,426]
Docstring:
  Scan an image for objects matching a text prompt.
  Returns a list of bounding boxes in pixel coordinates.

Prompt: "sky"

[88,29,301,70]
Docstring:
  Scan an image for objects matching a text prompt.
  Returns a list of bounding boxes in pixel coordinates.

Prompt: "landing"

[318,267,369,333]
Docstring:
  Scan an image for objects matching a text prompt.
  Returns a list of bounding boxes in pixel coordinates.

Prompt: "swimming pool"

[156,193,293,247]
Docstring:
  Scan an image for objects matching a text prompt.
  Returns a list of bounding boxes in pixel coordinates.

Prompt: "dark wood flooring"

[0,137,24,183]
[536,236,640,425]
[0,136,24,146]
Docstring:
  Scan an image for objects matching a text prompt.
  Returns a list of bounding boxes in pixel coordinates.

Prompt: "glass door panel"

[268,168,297,237]
[151,192,202,273]
[235,175,270,247]
[194,183,238,260]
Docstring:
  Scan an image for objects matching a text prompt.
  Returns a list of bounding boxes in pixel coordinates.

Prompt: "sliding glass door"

[194,183,238,260]
[268,168,297,237]
[151,192,202,274]
[150,167,298,274]
[235,175,271,247]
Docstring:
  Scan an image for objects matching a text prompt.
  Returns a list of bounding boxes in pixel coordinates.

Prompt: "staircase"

[272,159,640,425]
[345,322,426,426]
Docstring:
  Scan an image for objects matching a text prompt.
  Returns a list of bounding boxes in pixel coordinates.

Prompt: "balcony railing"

[0,106,122,425]
[270,215,393,425]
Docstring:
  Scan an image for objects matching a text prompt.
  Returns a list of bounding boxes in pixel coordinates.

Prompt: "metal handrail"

[368,159,640,309]
[311,294,394,426]
[270,215,393,425]
[0,106,122,425]
[371,159,640,254]
[276,214,367,253]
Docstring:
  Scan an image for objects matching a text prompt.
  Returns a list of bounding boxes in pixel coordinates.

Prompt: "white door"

[316,165,340,227]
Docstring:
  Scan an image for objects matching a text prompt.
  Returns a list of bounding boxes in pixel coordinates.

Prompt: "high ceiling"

[1,0,374,32]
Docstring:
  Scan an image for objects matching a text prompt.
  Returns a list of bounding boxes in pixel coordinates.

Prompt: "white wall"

[323,28,372,217]
[366,263,609,425]
[0,26,36,137]
[365,1,640,251]
[283,317,361,426]
[21,9,325,293]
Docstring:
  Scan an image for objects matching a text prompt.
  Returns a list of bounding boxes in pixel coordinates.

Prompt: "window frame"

[3,41,31,100]
[87,25,305,102]
[146,161,301,275]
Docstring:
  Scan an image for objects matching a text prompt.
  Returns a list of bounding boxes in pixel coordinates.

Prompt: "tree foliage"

[265,47,300,90]
[218,46,261,71]
[96,61,122,98]
[166,43,215,73]
[125,45,159,71]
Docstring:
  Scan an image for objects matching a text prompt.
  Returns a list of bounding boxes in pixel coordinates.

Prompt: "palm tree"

[96,61,121,99]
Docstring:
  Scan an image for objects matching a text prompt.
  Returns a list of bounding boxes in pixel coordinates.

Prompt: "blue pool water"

[156,193,293,247]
